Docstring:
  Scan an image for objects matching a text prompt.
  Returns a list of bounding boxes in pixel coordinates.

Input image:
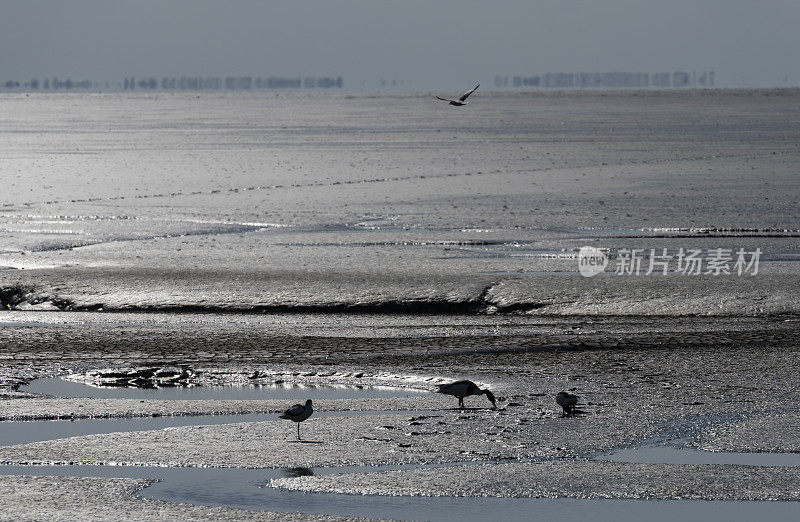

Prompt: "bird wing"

[556,394,578,406]
[459,84,479,102]
[436,96,456,103]
[282,403,306,417]
[437,380,476,395]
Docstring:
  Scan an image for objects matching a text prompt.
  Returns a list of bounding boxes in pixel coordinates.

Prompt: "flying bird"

[279,399,313,440]
[436,84,480,106]
[436,380,496,409]
[556,391,578,415]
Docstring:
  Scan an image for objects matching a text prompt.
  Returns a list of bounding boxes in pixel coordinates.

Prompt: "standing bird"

[435,84,480,106]
[556,391,579,415]
[436,380,496,409]
[279,399,313,440]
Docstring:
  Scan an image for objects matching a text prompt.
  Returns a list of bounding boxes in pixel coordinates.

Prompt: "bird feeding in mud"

[436,380,496,409]
[435,84,480,106]
[556,391,579,415]
[280,399,313,440]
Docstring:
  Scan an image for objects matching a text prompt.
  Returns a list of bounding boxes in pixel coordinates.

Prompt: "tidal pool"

[1,463,799,522]
[602,444,800,467]
[21,377,429,401]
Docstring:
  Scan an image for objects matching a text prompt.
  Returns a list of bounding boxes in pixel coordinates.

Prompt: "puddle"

[6,377,434,447]
[21,377,429,401]
[1,463,798,522]
[0,410,444,448]
[601,444,800,467]
[0,413,275,447]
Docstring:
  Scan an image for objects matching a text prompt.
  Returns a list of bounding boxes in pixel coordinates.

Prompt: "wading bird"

[556,391,578,415]
[279,399,313,440]
[435,84,480,106]
[436,380,496,409]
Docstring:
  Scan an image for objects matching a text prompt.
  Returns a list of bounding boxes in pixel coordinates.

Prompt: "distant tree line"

[3,78,96,90]
[1,75,343,91]
[495,71,715,89]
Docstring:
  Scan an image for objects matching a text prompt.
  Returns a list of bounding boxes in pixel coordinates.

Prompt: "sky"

[1,0,798,90]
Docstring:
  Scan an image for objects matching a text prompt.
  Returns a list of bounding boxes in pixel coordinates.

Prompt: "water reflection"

[282,467,314,478]
[20,377,429,401]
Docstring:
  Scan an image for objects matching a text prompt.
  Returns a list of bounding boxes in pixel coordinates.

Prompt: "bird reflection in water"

[282,467,315,478]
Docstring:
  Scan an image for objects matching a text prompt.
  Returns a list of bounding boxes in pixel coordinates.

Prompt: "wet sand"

[1,89,799,519]
[1,313,799,519]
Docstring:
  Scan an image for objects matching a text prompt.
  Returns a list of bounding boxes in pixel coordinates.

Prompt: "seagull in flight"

[436,84,480,106]
[436,379,496,409]
[279,399,313,440]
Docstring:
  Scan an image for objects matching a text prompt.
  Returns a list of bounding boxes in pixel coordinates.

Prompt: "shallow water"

[1,463,798,522]
[0,410,443,447]
[0,414,278,447]
[601,444,800,467]
[2,400,800,520]
[21,377,429,401]
[6,378,433,446]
